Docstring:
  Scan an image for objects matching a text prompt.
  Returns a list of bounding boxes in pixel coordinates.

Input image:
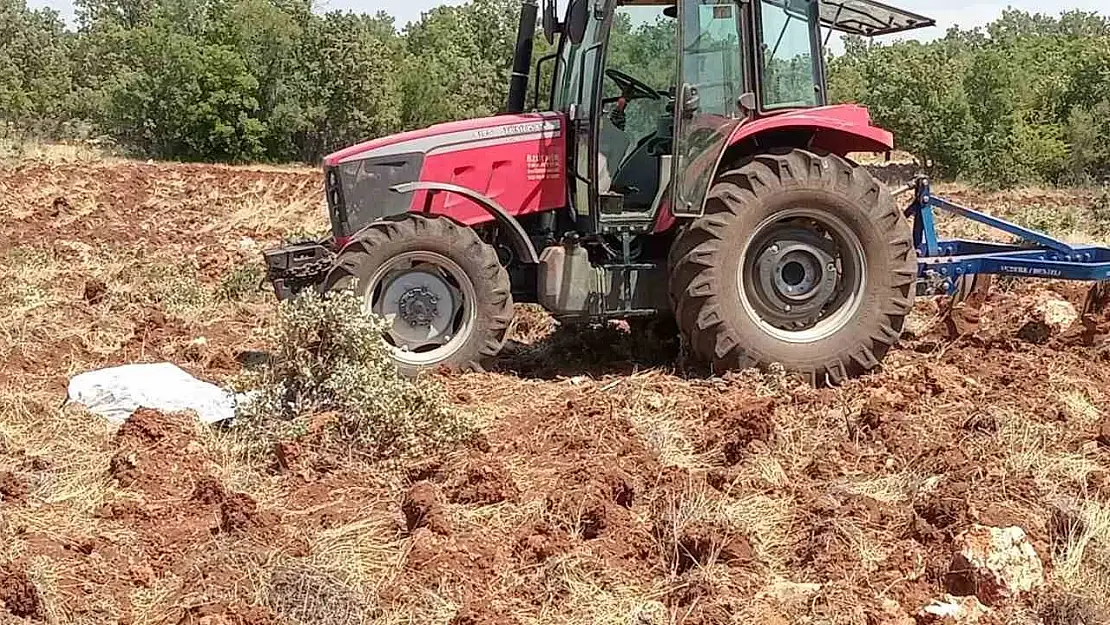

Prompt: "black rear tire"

[667,148,917,386]
[323,214,514,377]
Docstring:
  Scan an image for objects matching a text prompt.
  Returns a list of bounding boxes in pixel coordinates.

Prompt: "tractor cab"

[540,0,933,233]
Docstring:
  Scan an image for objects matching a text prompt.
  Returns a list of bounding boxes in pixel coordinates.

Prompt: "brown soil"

[3,159,1110,623]
[443,456,518,505]
[0,471,29,501]
[403,481,452,535]
[700,395,776,465]
[82,278,107,305]
[0,565,42,620]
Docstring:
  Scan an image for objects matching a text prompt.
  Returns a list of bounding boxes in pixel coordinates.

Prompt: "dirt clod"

[192,475,226,504]
[273,440,303,472]
[218,492,271,533]
[402,482,451,535]
[108,452,139,486]
[445,459,517,506]
[702,396,775,465]
[130,563,155,588]
[1018,319,1053,344]
[914,485,970,540]
[83,278,108,304]
[117,407,175,444]
[0,565,42,620]
[1097,415,1110,447]
[0,471,29,501]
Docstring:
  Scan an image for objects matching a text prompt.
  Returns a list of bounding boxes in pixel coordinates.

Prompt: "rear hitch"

[262,239,335,300]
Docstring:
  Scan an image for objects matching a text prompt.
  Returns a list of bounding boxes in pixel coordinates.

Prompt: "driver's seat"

[610,108,673,211]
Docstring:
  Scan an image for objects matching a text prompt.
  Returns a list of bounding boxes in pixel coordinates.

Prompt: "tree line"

[1,0,527,162]
[2,0,1108,186]
[829,9,1110,186]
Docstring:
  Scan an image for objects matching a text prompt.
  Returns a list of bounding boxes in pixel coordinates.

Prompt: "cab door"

[671,0,749,217]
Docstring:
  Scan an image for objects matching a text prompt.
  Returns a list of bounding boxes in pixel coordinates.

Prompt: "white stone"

[919,595,989,623]
[1034,294,1078,330]
[948,524,1044,605]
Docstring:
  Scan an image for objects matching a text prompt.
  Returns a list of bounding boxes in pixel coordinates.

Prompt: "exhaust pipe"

[505,0,539,114]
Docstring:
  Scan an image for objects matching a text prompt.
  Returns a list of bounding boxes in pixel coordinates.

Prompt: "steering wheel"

[606,68,663,102]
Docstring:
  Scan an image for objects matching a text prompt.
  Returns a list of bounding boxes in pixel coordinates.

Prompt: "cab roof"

[619,0,935,37]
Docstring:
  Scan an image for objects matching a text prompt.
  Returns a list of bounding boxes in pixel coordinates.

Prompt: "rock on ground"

[1034,294,1079,331]
[919,595,990,624]
[946,525,1044,605]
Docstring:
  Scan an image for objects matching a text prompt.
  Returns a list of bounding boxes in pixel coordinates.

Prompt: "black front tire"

[323,214,514,377]
[668,149,917,386]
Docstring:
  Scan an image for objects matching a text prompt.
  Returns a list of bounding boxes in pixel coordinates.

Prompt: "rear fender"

[726,105,894,155]
[652,105,893,233]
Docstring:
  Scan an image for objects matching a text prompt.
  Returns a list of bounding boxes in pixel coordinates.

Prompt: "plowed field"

[0,156,1108,624]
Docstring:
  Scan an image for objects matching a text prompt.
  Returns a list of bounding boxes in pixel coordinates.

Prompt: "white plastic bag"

[66,362,237,425]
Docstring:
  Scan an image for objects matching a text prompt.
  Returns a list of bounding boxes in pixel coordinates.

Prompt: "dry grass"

[0,139,115,164]
[0,155,1108,625]
[1048,498,1110,620]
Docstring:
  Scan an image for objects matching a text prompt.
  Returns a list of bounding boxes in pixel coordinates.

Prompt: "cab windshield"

[757,0,822,109]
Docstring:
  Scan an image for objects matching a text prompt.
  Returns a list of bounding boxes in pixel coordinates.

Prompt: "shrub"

[236,287,473,461]
[218,263,264,301]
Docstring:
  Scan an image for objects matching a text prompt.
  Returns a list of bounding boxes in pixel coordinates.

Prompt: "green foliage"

[400,0,519,128]
[4,0,1110,189]
[217,263,263,301]
[236,288,473,461]
[104,25,266,161]
[830,10,1110,186]
[0,0,73,139]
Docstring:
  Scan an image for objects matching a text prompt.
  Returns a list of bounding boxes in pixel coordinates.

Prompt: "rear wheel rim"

[737,208,866,343]
[365,251,477,366]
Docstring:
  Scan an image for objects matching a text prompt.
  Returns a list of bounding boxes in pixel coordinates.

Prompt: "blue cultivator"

[907,177,1110,296]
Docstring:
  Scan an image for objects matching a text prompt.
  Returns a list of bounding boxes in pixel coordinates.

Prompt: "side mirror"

[737,92,757,115]
[566,0,589,45]
[680,83,700,119]
[541,0,558,45]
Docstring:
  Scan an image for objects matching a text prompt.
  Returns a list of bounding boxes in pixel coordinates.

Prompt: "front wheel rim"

[365,251,477,366]
[737,208,867,344]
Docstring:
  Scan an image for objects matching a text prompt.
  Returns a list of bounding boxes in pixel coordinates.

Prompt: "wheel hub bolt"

[398,287,440,327]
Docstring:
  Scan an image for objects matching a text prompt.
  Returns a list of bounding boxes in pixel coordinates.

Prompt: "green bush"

[217,263,264,301]
[236,287,473,461]
[5,0,1110,188]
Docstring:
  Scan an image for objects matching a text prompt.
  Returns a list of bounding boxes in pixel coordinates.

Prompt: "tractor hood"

[323,113,562,166]
[322,112,566,240]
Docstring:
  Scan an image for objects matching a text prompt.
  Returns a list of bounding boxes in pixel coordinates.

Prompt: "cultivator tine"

[1063,281,1110,347]
[1082,281,1110,318]
[940,274,992,339]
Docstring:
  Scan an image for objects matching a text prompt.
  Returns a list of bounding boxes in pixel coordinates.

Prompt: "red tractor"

[264,0,936,384]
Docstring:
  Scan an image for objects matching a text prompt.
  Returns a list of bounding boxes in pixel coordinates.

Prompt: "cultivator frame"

[908,177,1110,295]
